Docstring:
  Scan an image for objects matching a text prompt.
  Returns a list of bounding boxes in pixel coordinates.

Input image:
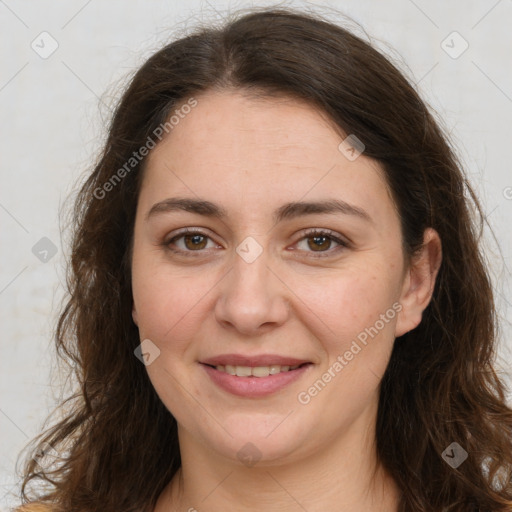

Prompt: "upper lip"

[200,354,311,367]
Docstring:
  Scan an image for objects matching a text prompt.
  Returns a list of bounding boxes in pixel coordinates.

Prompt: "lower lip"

[201,363,312,398]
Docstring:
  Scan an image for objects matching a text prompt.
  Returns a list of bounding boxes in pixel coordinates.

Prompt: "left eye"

[295,230,347,255]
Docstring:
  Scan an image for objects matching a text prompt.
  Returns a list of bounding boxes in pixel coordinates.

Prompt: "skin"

[130,89,442,511]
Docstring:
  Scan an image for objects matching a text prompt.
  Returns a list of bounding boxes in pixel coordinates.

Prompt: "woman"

[16,6,512,512]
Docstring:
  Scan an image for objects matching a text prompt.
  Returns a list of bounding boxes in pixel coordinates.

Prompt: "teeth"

[215,364,301,377]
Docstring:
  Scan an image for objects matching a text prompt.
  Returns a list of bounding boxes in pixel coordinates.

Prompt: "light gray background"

[1,0,511,508]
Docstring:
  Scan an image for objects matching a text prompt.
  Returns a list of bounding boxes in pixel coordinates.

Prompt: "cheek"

[131,255,221,353]
[296,264,399,347]
[131,262,215,419]
[293,268,400,420]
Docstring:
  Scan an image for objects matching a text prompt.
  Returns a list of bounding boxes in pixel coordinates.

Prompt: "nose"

[214,245,291,336]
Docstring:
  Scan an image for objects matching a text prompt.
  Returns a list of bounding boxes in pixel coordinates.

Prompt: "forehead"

[150,89,348,169]
[139,89,394,224]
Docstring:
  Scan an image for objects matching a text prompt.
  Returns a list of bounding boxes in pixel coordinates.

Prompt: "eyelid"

[298,227,350,246]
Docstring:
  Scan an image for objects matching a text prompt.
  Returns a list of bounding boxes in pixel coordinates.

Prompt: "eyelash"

[163,227,349,258]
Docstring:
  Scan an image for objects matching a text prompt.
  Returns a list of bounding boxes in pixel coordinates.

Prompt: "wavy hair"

[16,6,512,511]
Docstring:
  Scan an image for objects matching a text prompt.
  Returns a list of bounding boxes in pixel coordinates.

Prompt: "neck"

[155,404,400,512]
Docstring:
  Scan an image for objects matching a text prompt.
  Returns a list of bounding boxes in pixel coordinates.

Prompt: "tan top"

[16,504,53,512]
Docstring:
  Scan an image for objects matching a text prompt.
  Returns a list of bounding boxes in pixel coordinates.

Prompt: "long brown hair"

[16,7,512,511]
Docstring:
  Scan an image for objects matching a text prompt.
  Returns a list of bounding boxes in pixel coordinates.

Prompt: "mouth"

[199,354,313,397]
[202,362,310,377]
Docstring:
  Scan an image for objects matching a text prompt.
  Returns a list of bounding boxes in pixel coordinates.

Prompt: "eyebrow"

[145,197,372,224]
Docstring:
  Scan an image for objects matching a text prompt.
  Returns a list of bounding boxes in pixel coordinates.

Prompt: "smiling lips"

[201,354,311,366]
[201,353,310,376]
[200,354,313,397]
[214,363,302,377]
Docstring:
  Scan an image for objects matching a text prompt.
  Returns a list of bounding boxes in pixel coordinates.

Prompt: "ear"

[395,228,442,337]
[132,302,139,326]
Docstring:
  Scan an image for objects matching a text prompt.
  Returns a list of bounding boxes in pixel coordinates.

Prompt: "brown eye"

[295,229,348,257]
[306,234,332,252]
[183,234,208,250]
[165,229,218,254]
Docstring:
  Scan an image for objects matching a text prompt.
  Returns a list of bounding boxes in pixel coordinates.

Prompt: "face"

[130,89,435,465]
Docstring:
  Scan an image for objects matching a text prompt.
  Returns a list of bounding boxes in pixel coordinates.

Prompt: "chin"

[199,414,313,466]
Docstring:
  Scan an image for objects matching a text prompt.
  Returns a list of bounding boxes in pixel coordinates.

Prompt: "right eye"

[164,228,221,255]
